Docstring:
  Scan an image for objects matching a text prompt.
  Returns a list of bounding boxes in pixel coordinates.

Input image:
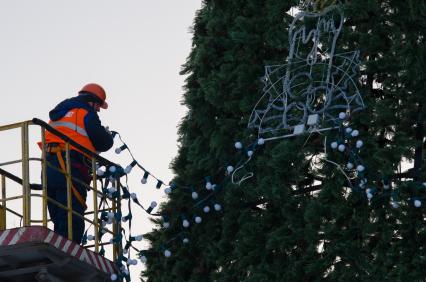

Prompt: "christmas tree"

[143,0,426,281]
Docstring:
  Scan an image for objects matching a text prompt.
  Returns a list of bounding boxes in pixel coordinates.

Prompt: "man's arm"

[84,112,114,152]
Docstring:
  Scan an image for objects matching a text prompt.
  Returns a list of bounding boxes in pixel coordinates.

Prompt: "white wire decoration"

[248,5,364,141]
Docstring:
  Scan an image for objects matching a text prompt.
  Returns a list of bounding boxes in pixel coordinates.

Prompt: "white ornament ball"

[356,165,365,172]
[345,127,353,134]
[164,250,171,257]
[214,204,222,211]
[109,166,116,173]
[227,166,234,173]
[235,142,243,149]
[191,192,198,200]
[351,130,359,137]
[356,140,363,148]
[338,112,347,120]
[331,142,338,149]
[203,206,210,213]
[257,138,265,145]
[247,150,254,157]
[346,162,354,170]
[414,200,422,208]
[182,219,190,228]
[195,216,202,223]
[338,144,346,152]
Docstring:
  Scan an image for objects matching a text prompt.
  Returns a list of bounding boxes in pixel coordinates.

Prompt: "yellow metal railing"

[0,119,121,262]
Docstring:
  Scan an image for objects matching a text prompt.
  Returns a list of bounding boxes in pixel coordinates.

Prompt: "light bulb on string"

[115,144,128,154]
[191,191,198,200]
[414,199,422,208]
[125,160,137,174]
[257,138,265,145]
[141,171,149,184]
[351,130,359,137]
[195,216,202,224]
[214,203,222,211]
[146,201,157,214]
[164,250,171,257]
[235,141,243,149]
[156,180,163,189]
[356,140,363,148]
[226,166,234,173]
[203,206,210,213]
[182,219,190,228]
[331,142,338,149]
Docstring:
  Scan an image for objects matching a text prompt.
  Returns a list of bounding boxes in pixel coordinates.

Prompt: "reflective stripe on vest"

[49,121,89,137]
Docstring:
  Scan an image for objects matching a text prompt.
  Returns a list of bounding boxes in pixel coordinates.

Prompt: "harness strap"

[49,146,88,210]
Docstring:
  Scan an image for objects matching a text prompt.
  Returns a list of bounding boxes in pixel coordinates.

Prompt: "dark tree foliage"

[143,0,426,281]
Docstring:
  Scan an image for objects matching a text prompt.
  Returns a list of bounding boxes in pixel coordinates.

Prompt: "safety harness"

[47,145,88,210]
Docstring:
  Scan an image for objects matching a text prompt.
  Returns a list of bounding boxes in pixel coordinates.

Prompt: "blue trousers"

[45,151,89,243]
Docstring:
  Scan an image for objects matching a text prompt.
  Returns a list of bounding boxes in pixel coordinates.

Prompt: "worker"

[41,83,113,243]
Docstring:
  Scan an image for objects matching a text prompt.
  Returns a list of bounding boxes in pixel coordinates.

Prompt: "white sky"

[0,0,202,279]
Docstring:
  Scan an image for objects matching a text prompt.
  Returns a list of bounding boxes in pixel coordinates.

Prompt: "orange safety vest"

[44,108,96,157]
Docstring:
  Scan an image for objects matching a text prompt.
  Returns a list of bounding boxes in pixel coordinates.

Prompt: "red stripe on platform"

[0,227,115,274]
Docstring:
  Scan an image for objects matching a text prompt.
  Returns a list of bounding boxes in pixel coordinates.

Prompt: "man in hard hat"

[42,83,113,243]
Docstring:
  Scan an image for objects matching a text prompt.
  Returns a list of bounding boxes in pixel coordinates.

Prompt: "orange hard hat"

[79,83,108,109]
